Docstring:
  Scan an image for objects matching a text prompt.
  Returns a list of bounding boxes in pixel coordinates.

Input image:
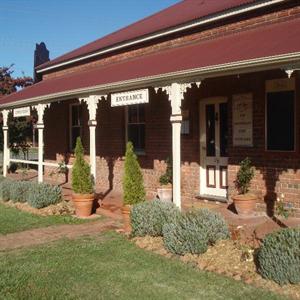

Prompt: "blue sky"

[0,0,178,77]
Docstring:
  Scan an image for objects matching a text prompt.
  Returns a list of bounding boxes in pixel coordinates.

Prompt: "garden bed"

[2,199,75,216]
[133,235,300,300]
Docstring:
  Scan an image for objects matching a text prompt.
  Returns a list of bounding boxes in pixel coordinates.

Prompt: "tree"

[0,65,32,96]
[0,65,33,154]
[123,142,145,205]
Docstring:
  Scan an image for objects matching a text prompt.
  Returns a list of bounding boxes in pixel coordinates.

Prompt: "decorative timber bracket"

[80,94,107,122]
[155,82,201,116]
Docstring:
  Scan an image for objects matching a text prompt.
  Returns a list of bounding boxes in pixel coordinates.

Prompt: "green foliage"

[123,142,145,205]
[71,137,93,194]
[9,181,30,203]
[131,200,180,237]
[162,209,230,255]
[159,157,172,185]
[0,179,13,201]
[258,228,300,285]
[27,182,61,209]
[236,157,254,194]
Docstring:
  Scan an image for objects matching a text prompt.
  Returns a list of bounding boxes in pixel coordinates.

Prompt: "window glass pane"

[72,106,78,126]
[267,91,294,151]
[128,124,145,152]
[72,127,81,150]
[138,105,145,122]
[219,103,228,157]
[128,106,138,123]
[72,105,82,126]
[206,104,216,157]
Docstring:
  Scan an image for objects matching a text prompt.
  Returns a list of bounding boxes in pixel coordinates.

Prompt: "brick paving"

[0,218,120,251]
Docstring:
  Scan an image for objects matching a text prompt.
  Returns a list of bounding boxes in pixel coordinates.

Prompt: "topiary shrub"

[236,157,254,194]
[123,142,145,205]
[162,209,230,255]
[131,200,180,237]
[159,157,172,186]
[0,179,13,201]
[72,137,93,194]
[9,181,31,203]
[27,182,62,209]
[258,228,300,285]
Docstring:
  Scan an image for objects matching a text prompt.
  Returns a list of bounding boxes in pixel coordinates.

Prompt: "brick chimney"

[33,42,49,82]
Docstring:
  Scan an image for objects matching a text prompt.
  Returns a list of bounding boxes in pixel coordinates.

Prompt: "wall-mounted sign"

[232,93,253,147]
[13,107,30,117]
[111,89,149,107]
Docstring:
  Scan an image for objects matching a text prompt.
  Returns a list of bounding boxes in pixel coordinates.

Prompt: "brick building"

[1,0,300,214]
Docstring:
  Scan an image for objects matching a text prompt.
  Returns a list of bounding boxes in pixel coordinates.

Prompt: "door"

[200,98,228,198]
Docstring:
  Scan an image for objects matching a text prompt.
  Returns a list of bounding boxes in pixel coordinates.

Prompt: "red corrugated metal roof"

[37,0,256,70]
[2,17,300,106]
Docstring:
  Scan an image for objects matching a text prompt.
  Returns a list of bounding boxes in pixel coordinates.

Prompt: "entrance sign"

[111,89,149,107]
[13,107,30,117]
[232,94,253,147]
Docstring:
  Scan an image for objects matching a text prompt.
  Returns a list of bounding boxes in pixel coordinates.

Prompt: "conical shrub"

[123,142,145,205]
[72,137,93,194]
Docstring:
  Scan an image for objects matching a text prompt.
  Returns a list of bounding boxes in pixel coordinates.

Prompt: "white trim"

[2,52,300,109]
[200,97,228,198]
[36,0,285,74]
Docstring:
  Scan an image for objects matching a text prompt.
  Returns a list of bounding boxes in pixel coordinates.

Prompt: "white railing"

[9,158,73,169]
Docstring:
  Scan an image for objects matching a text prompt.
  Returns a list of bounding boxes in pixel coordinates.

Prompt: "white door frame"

[199,97,228,198]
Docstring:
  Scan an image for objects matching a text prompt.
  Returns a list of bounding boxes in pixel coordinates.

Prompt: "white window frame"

[69,103,83,151]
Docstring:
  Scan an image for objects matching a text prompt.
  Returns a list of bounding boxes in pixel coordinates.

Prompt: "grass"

[0,202,92,235]
[0,232,287,300]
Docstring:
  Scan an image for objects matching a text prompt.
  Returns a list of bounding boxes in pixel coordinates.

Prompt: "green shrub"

[9,181,31,203]
[131,200,180,237]
[72,137,93,194]
[188,209,230,244]
[123,142,145,205]
[0,179,13,201]
[27,182,62,209]
[236,157,254,194]
[162,209,230,255]
[159,157,172,186]
[258,228,300,285]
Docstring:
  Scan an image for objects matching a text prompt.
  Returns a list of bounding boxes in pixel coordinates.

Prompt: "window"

[127,105,145,153]
[70,104,82,151]
[266,79,295,151]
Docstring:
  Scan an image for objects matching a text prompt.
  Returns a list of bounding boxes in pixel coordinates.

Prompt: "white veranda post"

[155,82,200,209]
[2,110,10,177]
[80,95,107,181]
[33,103,50,183]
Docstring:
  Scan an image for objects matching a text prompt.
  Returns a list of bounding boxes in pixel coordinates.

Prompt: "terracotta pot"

[122,204,132,233]
[72,193,94,217]
[232,193,257,216]
[157,185,173,202]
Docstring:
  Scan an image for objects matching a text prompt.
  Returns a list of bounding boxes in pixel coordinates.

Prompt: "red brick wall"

[43,70,300,214]
[42,5,300,81]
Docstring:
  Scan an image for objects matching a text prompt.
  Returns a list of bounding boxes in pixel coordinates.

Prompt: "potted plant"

[122,142,145,232]
[71,137,94,217]
[232,157,257,216]
[157,157,172,202]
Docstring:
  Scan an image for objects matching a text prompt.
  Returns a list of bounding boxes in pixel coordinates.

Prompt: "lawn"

[0,203,90,235]
[0,232,287,300]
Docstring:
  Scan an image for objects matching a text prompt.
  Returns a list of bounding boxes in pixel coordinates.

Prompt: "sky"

[0,0,178,78]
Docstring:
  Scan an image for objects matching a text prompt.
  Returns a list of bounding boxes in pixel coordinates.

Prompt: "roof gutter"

[36,0,286,74]
[3,51,300,109]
